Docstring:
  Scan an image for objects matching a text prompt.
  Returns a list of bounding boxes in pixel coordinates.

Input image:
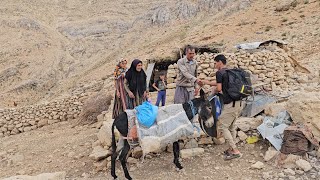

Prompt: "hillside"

[1,0,319,108]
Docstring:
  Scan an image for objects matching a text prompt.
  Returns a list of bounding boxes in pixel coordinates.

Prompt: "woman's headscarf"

[114,59,127,79]
[125,59,147,97]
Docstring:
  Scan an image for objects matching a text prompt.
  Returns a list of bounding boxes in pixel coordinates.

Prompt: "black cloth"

[125,59,147,97]
[154,80,167,91]
[216,68,233,104]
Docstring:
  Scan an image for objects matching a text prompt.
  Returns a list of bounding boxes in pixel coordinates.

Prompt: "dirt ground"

[1,89,318,180]
[0,119,278,180]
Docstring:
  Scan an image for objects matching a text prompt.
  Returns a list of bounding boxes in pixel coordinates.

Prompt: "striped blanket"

[127,104,196,154]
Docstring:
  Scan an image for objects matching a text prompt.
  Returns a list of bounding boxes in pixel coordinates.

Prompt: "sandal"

[223,152,242,160]
[223,148,233,155]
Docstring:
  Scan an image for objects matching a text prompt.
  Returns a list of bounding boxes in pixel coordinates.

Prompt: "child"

[152,72,167,106]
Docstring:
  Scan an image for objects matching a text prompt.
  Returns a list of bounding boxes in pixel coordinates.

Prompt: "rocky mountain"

[0,0,319,108]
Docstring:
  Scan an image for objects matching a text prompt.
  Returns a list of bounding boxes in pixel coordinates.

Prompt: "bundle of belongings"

[126,103,197,154]
[280,123,319,156]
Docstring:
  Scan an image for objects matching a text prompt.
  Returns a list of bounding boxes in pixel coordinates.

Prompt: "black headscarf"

[125,59,147,97]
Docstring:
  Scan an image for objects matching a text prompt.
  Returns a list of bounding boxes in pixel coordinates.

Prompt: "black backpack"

[224,68,252,101]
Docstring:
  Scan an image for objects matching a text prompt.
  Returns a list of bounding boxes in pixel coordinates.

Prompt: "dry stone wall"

[166,44,300,91]
[0,93,89,137]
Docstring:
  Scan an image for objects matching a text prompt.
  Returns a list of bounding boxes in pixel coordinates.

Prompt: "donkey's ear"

[200,89,205,99]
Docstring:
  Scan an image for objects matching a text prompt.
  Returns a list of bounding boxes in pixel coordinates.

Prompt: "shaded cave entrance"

[146,45,221,92]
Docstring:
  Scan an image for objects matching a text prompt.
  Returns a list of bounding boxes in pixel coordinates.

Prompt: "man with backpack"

[202,54,251,160]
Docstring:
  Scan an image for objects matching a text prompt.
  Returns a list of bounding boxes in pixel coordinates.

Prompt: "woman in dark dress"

[124,59,147,109]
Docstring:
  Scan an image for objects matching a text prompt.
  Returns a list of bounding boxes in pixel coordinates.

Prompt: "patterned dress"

[112,66,128,119]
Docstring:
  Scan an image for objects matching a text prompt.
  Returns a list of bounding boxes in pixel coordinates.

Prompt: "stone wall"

[0,93,89,137]
[166,44,301,91]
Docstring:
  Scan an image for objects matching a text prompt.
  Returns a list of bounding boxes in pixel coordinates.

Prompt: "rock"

[213,137,225,145]
[184,139,198,149]
[180,148,204,158]
[286,92,320,142]
[284,168,296,176]
[200,64,210,68]
[97,121,112,147]
[2,171,66,180]
[38,119,48,127]
[297,75,309,83]
[295,169,304,175]
[288,175,296,180]
[89,146,110,161]
[295,159,312,172]
[262,172,271,179]
[97,114,104,122]
[166,144,173,153]
[132,147,143,159]
[282,154,301,169]
[278,172,285,178]
[127,157,138,164]
[237,131,248,141]
[23,127,32,132]
[235,117,262,132]
[264,147,279,161]
[93,159,108,171]
[251,161,264,169]
[198,137,213,145]
[264,102,286,117]
[167,83,176,89]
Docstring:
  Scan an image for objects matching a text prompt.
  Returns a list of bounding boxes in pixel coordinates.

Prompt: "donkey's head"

[198,89,214,123]
[191,89,213,123]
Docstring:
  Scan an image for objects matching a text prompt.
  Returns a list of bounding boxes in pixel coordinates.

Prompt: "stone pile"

[166,45,302,91]
[166,64,178,89]
[0,93,89,137]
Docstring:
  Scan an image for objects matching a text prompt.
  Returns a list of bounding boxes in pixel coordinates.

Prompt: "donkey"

[110,89,213,180]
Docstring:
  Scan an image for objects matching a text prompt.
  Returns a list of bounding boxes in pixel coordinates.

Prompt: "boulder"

[97,121,112,147]
[286,92,320,142]
[264,102,286,117]
[235,117,263,132]
[89,146,110,161]
[184,139,198,149]
[132,146,143,159]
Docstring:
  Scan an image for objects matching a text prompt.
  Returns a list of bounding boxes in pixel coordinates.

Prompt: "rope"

[188,101,197,118]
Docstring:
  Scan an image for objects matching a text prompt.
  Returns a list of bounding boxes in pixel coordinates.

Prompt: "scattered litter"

[257,111,292,151]
[246,136,259,144]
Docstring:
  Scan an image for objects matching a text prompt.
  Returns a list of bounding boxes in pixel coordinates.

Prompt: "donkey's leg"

[119,140,132,180]
[111,124,118,179]
[173,141,183,169]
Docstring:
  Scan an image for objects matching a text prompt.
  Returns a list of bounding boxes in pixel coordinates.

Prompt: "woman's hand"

[128,91,135,98]
[143,91,147,98]
[116,91,121,98]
